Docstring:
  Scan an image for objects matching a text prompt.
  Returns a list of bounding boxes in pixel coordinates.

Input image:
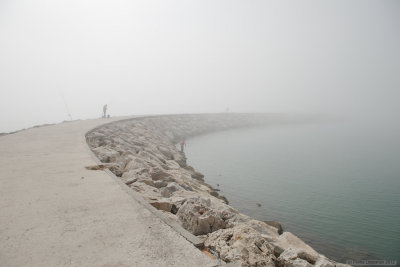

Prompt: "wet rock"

[183,165,195,172]
[314,257,336,267]
[264,220,284,235]
[272,232,319,261]
[191,171,205,181]
[209,190,219,197]
[277,247,318,266]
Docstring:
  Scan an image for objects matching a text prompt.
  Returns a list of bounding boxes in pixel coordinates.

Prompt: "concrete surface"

[0,117,217,267]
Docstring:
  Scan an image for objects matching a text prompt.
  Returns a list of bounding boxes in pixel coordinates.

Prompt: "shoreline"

[86,113,351,267]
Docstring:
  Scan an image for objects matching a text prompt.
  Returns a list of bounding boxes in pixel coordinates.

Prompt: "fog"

[0,0,399,132]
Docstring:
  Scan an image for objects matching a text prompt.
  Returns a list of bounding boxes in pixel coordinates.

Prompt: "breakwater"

[86,113,350,267]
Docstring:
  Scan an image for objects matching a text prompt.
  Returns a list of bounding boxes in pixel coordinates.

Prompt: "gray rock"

[166,182,185,193]
[158,146,174,159]
[264,220,284,235]
[137,178,155,187]
[218,195,229,204]
[191,171,205,181]
[149,168,171,181]
[92,147,120,163]
[209,190,219,197]
[314,257,336,267]
[176,199,226,235]
[204,224,276,267]
[125,157,146,170]
[149,201,173,212]
[272,232,319,262]
[160,187,171,198]
[173,152,186,167]
[166,160,181,170]
[277,248,318,267]
[283,258,313,267]
[154,180,168,188]
[244,220,280,242]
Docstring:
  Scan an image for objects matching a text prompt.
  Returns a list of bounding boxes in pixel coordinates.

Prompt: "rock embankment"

[86,114,349,267]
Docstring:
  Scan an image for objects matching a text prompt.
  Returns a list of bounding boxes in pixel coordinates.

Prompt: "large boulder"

[244,220,280,242]
[204,224,276,267]
[272,232,319,261]
[176,198,227,235]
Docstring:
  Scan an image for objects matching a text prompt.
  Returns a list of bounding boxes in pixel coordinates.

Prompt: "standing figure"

[103,104,108,118]
[180,140,186,152]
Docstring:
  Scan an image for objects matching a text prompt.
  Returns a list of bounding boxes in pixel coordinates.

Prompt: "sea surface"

[185,118,400,264]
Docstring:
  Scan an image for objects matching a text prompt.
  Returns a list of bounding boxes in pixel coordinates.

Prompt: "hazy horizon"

[1,0,399,132]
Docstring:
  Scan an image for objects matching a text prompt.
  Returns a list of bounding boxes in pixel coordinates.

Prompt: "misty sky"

[0,0,399,132]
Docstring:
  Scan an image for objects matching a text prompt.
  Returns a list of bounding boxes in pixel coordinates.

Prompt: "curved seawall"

[86,113,351,267]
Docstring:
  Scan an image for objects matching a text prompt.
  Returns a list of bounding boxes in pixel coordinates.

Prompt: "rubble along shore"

[86,113,350,267]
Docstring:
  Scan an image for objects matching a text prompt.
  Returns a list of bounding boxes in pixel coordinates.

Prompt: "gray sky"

[0,0,399,132]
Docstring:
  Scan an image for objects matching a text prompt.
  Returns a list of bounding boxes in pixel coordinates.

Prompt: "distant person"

[180,140,186,152]
[103,104,108,118]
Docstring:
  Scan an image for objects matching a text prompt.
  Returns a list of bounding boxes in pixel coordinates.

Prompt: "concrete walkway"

[0,117,216,267]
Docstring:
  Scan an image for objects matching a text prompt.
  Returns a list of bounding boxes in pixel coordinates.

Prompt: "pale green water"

[185,120,400,264]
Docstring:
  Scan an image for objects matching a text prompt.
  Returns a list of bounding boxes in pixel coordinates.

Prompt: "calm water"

[185,119,400,264]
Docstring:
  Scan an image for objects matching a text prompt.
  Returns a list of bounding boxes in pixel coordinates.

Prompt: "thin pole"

[60,91,72,120]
